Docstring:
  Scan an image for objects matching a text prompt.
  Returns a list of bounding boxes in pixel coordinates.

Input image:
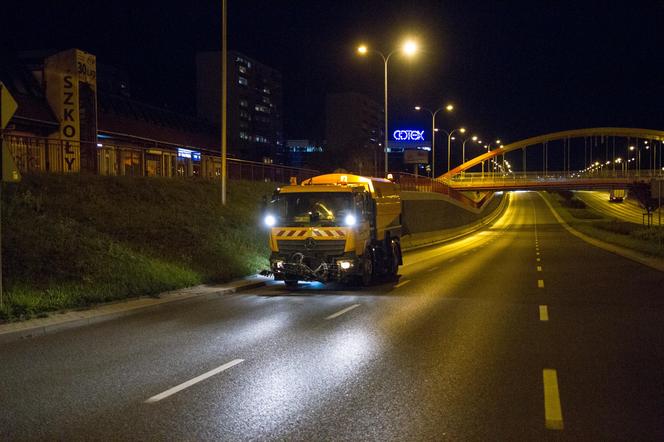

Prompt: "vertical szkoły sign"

[44,49,98,173]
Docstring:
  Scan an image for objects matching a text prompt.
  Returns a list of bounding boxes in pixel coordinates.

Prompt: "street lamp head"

[459,127,466,134]
[472,135,478,141]
[629,145,635,151]
[402,40,418,56]
[357,45,368,55]
[495,139,501,144]
[446,104,454,112]
[414,106,421,111]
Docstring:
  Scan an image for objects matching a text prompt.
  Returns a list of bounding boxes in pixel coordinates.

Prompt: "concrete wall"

[401,191,504,235]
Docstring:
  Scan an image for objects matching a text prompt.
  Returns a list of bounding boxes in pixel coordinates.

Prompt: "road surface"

[2,192,663,440]
[576,190,651,225]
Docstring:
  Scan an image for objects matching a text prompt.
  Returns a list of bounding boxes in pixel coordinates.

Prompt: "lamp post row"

[357,42,498,178]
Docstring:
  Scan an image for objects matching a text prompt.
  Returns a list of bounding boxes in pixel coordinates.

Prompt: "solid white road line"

[145,359,244,403]
[543,369,564,430]
[394,279,411,288]
[325,303,361,320]
[538,279,545,288]
[539,305,549,321]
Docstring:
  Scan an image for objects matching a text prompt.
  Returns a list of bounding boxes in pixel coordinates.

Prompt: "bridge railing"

[449,170,663,185]
[393,172,451,194]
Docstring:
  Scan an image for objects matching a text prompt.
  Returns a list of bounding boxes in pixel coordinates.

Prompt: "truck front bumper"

[270,252,359,282]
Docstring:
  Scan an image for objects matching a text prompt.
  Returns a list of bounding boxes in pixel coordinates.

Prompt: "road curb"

[0,278,267,344]
[540,193,664,273]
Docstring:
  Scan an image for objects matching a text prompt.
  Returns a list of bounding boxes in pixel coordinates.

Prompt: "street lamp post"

[462,135,478,166]
[440,127,466,172]
[358,40,418,177]
[414,104,453,178]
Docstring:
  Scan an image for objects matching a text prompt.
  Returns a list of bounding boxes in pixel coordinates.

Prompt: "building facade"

[324,92,383,176]
[196,51,284,164]
[1,48,316,182]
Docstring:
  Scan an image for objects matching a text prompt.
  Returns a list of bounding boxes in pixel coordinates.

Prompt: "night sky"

[3,0,664,152]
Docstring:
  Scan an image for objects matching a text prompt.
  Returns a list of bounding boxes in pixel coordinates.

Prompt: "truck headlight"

[338,260,352,270]
[264,214,276,227]
[273,259,284,269]
[344,214,356,226]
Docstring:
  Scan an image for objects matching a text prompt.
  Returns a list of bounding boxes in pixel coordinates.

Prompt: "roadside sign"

[0,82,21,183]
[1,82,18,130]
[404,149,429,164]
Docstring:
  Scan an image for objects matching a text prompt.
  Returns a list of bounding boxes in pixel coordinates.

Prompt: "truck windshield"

[270,192,354,227]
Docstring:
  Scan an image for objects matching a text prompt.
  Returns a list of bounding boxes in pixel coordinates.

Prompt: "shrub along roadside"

[543,191,664,258]
[1,175,278,321]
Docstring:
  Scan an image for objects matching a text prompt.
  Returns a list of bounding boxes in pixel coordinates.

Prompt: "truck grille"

[277,239,346,256]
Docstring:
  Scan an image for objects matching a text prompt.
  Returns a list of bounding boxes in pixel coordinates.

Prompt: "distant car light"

[345,214,357,226]
[264,214,276,227]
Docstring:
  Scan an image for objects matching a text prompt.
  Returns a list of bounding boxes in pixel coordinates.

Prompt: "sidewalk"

[0,277,268,344]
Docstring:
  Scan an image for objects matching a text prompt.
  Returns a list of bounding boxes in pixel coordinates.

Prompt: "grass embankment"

[542,191,664,258]
[1,175,277,321]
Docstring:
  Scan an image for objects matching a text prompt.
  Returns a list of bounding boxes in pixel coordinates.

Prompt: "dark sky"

[3,0,664,148]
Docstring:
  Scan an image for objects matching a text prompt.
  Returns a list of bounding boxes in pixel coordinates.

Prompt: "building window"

[254,105,270,114]
[262,87,271,94]
[239,66,247,74]
[239,99,248,108]
[238,77,248,86]
[262,96,271,104]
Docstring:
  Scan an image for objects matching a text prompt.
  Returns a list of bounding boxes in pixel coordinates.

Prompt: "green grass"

[543,192,664,258]
[1,175,278,321]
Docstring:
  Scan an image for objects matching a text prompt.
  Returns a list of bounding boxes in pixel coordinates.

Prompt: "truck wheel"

[387,240,400,277]
[284,280,298,288]
[361,251,374,286]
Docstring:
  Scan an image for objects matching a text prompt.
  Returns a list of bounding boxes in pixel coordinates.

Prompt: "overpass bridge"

[395,127,664,209]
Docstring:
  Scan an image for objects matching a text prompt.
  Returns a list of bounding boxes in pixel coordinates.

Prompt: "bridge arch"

[441,127,664,179]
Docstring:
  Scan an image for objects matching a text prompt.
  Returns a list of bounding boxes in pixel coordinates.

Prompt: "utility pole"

[221,0,228,205]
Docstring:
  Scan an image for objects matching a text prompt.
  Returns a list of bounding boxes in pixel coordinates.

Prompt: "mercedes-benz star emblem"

[304,238,316,250]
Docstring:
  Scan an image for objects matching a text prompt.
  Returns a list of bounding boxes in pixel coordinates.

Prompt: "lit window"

[262,87,271,94]
[239,99,248,108]
[239,66,247,74]
[238,77,248,86]
[262,96,271,104]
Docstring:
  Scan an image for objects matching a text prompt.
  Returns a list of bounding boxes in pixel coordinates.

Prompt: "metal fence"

[4,133,319,183]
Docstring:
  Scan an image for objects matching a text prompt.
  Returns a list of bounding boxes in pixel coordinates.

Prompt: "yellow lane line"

[538,279,545,288]
[537,258,541,262]
[543,369,564,430]
[537,266,542,272]
[539,305,549,321]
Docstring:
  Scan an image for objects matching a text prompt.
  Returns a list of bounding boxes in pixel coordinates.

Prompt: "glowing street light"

[437,126,466,172]
[414,103,454,177]
[462,134,479,166]
[357,39,419,176]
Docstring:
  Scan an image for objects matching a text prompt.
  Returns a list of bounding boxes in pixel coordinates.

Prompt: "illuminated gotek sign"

[393,129,425,141]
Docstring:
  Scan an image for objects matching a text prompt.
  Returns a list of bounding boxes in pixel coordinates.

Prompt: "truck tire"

[387,240,400,277]
[361,250,374,286]
[284,280,299,288]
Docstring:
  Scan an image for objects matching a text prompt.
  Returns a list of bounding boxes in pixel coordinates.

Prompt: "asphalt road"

[2,191,663,440]
[576,190,654,225]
